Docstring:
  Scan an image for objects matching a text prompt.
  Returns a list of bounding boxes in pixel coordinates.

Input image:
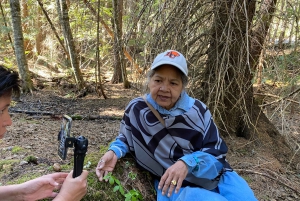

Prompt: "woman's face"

[0,95,12,139]
[148,65,184,110]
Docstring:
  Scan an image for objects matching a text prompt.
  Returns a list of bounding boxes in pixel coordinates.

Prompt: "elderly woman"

[96,50,257,201]
[0,65,88,201]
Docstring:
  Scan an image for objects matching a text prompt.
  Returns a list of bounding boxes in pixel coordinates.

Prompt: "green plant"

[25,155,38,164]
[128,171,137,180]
[83,161,91,168]
[12,146,23,154]
[103,172,143,201]
[125,189,143,201]
[104,173,125,195]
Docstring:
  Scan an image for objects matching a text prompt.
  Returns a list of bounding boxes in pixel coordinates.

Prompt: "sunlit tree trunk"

[111,0,130,88]
[272,0,285,42]
[277,0,287,48]
[20,0,32,56]
[9,0,33,92]
[111,0,122,84]
[95,0,107,99]
[35,1,43,55]
[56,0,85,89]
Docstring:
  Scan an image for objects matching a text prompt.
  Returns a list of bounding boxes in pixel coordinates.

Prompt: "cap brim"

[151,61,187,76]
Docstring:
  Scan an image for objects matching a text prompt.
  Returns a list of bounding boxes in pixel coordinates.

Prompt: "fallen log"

[9,108,122,121]
[9,108,55,116]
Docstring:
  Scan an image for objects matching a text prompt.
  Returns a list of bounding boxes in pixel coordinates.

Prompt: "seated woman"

[96,50,257,201]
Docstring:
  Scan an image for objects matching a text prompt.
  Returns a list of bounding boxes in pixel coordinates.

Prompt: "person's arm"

[0,171,88,201]
[108,138,129,159]
[0,185,23,201]
[179,101,229,179]
[0,172,69,201]
[107,99,136,159]
[95,125,130,181]
[96,99,137,181]
[179,151,223,179]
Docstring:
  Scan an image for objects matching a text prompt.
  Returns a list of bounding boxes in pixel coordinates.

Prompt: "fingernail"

[168,193,170,197]
[158,185,161,189]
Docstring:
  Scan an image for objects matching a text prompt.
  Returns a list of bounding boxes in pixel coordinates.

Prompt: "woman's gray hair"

[143,68,188,93]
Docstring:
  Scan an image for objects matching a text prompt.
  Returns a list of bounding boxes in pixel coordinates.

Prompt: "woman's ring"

[171,180,177,186]
[99,159,105,163]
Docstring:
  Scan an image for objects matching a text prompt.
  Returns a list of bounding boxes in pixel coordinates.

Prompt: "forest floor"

[1,72,300,200]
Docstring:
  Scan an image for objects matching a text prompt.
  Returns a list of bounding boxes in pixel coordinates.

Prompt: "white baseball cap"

[151,50,188,76]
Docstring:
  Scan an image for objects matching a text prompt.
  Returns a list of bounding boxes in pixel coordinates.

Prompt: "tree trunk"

[20,0,32,56]
[9,0,33,93]
[111,0,130,88]
[35,1,43,55]
[83,0,141,74]
[200,0,278,140]
[56,0,85,89]
[271,0,284,43]
[194,0,300,170]
[111,1,123,85]
[95,0,107,99]
[277,0,287,49]
[0,2,14,52]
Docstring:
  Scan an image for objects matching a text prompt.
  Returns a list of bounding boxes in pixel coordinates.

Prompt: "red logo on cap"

[165,51,180,59]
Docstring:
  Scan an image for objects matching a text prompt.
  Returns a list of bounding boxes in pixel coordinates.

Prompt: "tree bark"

[20,0,32,56]
[56,0,85,89]
[35,1,43,55]
[111,0,129,88]
[9,0,33,92]
[200,0,278,140]
[0,2,14,52]
[95,0,107,99]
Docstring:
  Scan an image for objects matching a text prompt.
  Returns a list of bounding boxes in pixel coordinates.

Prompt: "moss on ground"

[12,146,24,154]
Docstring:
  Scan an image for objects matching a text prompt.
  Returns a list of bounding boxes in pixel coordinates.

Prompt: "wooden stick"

[235,169,300,194]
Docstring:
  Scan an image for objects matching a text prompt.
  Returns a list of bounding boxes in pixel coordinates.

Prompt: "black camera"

[57,115,88,178]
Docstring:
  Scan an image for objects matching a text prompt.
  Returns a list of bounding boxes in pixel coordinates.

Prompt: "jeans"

[155,171,258,201]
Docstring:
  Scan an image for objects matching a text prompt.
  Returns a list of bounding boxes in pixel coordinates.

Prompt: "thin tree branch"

[235,169,300,195]
[258,87,300,107]
[36,0,69,59]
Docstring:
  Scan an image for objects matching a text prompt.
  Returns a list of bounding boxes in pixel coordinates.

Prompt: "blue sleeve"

[108,138,129,159]
[179,151,223,180]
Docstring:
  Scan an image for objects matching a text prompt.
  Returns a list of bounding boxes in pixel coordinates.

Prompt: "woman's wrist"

[53,192,71,201]
[0,184,23,201]
[107,149,119,159]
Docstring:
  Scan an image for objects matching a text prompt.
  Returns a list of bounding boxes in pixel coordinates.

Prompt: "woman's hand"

[53,170,88,201]
[19,172,68,201]
[96,150,118,181]
[158,160,188,197]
